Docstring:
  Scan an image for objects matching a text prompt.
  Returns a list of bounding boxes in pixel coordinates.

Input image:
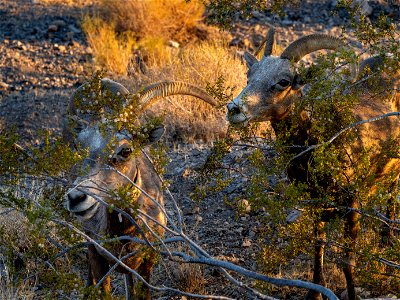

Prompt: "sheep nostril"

[229,106,242,115]
[67,192,87,208]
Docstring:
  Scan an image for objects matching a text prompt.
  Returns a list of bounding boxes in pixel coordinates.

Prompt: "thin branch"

[142,150,184,231]
[288,112,400,165]
[165,251,339,300]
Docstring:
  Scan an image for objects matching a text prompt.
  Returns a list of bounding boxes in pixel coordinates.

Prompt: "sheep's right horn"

[359,55,384,75]
[137,81,217,110]
[281,34,358,80]
[100,78,129,96]
[281,34,346,62]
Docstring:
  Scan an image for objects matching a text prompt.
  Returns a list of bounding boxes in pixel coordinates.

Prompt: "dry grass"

[34,0,96,7]
[100,0,205,44]
[82,16,136,75]
[129,40,247,143]
[82,0,245,142]
[153,245,206,298]
[0,264,34,300]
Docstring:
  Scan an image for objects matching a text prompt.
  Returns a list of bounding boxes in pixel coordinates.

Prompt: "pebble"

[286,209,302,223]
[167,40,180,48]
[0,81,9,90]
[48,24,58,32]
[237,199,251,213]
[242,239,252,247]
[52,19,66,27]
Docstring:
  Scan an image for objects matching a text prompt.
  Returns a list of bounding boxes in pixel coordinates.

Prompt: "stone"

[52,20,66,28]
[286,209,302,223]
[68,24,81,33]
[0,81,9,90]
[167,40,180,48]
[237,199,251,213]
[48,24,58,32]
[242,239,252,247]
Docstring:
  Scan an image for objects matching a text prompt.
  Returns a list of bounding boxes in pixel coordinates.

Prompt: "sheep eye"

[277,79,290,87]
[118,147,132,159]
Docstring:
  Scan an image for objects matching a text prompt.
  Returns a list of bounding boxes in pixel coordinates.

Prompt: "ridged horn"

[137,81,217,110]
[100,78,129,96]
[281,34,347,62]
[254,26,275,58]
[71,78,130,116]
[74,78,129,97]
[359,55,384,76]
[281,34,358,80]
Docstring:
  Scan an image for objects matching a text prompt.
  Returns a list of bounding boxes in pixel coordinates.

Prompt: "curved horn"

[254,26,275,58]
[359,55,384,75]
[137,81,217,110]
[100,78,129,96]
[281,34,347,62]
[70,78,130,118]
[281,34,358,80]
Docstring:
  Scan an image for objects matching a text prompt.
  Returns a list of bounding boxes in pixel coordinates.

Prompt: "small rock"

[286,209,302,223]
[68,24,81,33]
[351,0,372,16]
[242,239,252,247]
[195,215,203,222]
[48,24,58,32]
[248,230,256,238]
[54,44,66,52]
[235,227,243,234]
[52,20,66,27]
[237,199,251,213]
[192,206,200,214]
[15,40,27,50]
[0,81,9,90]
[167,40,180,48]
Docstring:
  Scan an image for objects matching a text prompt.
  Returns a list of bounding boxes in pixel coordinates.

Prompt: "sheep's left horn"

[100,78,129,96]
[137,81,217,110]
[281,34,358,80]
[281,34,347,62]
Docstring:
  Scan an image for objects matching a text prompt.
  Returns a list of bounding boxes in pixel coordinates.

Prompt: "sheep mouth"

[74,201,99,219]
[226,112,249,127]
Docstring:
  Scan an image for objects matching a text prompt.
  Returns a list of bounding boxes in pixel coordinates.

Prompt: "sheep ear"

[244,51,258,69]
[146,125,165,145]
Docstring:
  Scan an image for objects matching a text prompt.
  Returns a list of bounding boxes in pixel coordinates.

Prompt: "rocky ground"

[0,0,399,299]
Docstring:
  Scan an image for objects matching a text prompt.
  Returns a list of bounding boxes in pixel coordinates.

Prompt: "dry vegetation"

[81,0,246,143]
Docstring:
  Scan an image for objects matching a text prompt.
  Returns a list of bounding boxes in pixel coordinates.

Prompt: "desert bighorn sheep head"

[226,28,356,125]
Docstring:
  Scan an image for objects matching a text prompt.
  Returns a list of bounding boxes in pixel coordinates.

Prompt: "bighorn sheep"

[64,78,215,299]
[226,28,399,300]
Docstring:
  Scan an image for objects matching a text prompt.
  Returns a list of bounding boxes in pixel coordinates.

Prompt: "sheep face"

[227,54,302,126]
[65,124,164,223]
